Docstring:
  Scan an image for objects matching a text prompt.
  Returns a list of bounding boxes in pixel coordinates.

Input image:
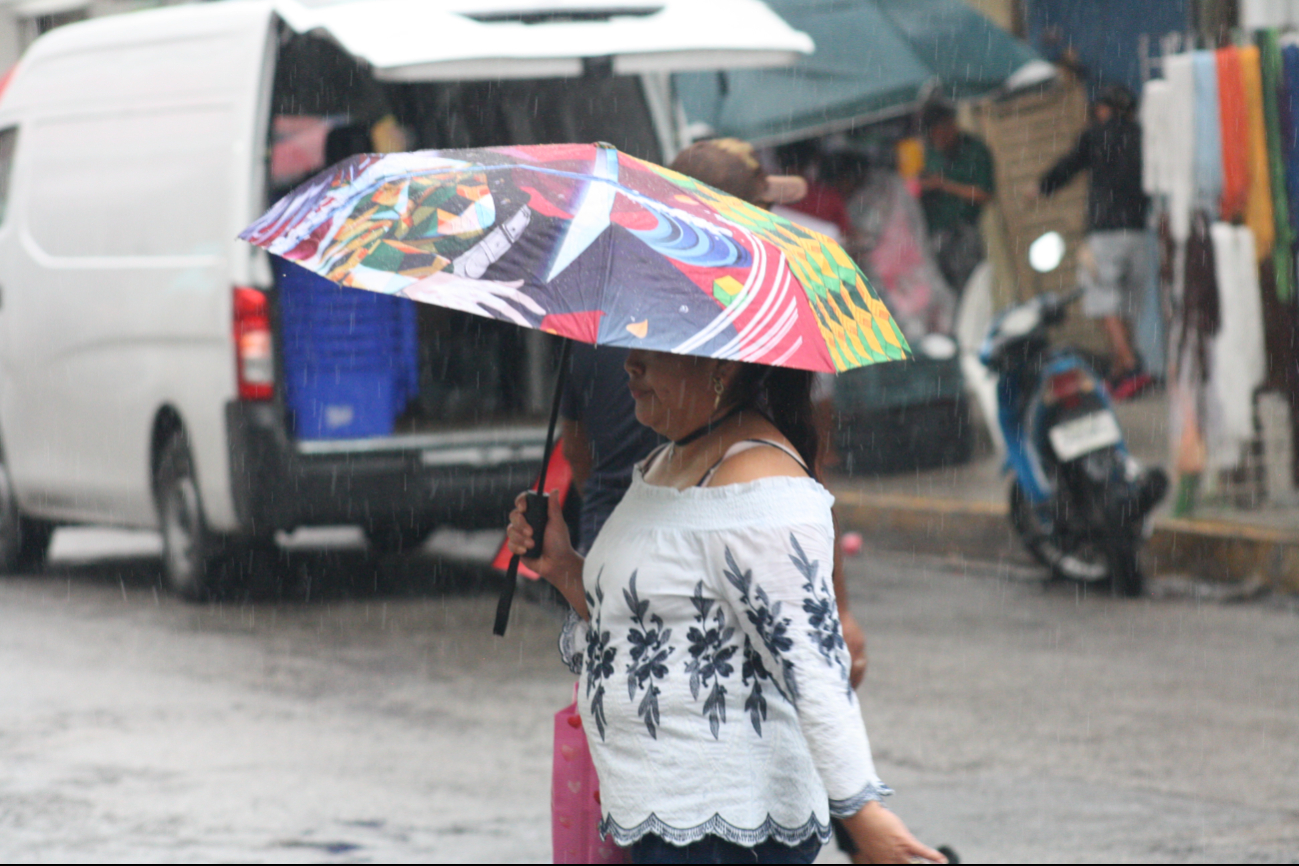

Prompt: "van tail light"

[233,287,274,401]
[1044,368,1093,409]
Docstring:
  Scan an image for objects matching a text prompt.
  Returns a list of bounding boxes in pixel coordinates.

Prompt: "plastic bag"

[553,686,628,864]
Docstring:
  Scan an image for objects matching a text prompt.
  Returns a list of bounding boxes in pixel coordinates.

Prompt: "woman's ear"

[717,360,744,389]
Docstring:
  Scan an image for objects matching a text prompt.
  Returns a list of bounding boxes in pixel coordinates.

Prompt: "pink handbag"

[553,686,629,864]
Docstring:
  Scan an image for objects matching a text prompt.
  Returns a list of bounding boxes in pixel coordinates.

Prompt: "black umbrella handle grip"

[521,490,549,560]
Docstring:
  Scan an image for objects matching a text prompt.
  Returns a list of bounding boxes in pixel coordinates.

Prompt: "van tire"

[156,434,224,601]
[0,461,54,574]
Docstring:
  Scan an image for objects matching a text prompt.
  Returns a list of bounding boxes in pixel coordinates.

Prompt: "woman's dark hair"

[725,364,820,478]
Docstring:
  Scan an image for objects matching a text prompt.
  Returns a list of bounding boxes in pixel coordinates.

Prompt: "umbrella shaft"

[535,338,573,496]
[494,337,572,638]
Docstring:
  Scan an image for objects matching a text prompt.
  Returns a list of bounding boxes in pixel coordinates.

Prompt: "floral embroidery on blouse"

[740,638,776,735]
[723,546,799,704]
[623,572,674,739]
[569,474,890,847]
[584,571,616,741]
[790,534,851,695]
[684,581,738,739]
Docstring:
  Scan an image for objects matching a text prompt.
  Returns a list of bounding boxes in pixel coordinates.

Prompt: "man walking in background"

[919,100,996,295]
[1033,85,1154,400]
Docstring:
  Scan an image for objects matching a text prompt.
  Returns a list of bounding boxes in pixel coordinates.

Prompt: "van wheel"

[0,461,54,574]
[156,435,223,601]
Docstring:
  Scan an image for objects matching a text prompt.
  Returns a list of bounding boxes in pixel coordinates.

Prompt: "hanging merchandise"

[1162,53,1198,243]
[1149,31,1299,496]
[1194,51,1225,220]
[1239,45,1277,259]
[1141,78,1172,200]
[1217,47,1250,223]
[1260,30,1295,302]
[1169,212,1221,514]
[1280,44,1299,252]
[1209,224,1269,470]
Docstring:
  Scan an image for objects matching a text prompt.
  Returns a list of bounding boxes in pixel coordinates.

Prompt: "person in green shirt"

[919,101,996,294]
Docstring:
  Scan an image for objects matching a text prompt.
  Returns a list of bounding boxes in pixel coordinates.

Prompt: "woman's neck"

[647,409,768,490]
[671,403,745,447]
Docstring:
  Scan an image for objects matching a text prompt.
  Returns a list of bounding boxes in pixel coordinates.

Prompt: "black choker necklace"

[672,405,744,447]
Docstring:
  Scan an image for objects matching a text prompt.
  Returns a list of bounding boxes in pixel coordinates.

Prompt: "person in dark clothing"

[559,344,664,554]
[1034,85,1154,400]
[558,138,867,686]
[919,100,996,294]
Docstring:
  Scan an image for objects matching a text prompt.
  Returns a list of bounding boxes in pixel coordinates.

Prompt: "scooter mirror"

[1029,231,1066,274]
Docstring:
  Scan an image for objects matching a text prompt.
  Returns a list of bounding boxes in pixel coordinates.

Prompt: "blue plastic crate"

[286,369,397,440]
[274,256,420,438]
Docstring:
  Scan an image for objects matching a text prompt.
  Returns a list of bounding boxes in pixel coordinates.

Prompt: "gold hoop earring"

[712,375,725,409]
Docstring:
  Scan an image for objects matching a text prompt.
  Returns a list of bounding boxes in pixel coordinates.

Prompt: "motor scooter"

[980,233,1168,596]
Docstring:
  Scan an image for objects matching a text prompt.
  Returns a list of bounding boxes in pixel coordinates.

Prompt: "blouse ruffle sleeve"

[705,521,891,817]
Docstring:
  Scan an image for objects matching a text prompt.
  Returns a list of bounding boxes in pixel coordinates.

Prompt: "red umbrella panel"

[241,143,910,374]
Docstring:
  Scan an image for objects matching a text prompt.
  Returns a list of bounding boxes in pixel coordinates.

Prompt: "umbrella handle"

[493,338,573,638]
[520,491,549,560]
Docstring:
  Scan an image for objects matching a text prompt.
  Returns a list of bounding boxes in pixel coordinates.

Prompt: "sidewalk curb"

[833,489,1299,593]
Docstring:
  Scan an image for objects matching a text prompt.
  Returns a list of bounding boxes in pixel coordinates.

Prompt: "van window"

[0,127,17,227]
[390,78,663,163]
[265,34,663,201]
[26,107,234,258]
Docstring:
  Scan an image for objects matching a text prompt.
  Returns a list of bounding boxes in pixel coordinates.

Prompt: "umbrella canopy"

[674,0,1046,145]
[241,143,909,373]
[241,142,909,635]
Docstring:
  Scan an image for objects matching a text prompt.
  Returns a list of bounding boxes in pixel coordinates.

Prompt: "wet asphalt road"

[1,528,1297,864]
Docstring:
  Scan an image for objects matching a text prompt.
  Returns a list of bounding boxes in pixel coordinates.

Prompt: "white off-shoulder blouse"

[559,467,890,848]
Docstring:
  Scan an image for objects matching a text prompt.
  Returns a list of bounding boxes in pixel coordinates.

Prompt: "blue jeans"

[629,833,821,864]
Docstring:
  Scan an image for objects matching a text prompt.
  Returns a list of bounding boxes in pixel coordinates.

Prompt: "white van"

[0,0,809,597]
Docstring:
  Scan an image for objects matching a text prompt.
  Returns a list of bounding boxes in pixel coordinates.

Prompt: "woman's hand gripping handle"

[505,489,587,620]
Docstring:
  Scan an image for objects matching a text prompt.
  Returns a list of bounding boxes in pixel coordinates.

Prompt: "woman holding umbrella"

[243,138,942,865]
[506,143,943,865]
[507,344,941,864]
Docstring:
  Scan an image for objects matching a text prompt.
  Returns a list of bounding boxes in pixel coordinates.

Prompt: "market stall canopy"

[274,0,815,81]
[675,0,1052,145]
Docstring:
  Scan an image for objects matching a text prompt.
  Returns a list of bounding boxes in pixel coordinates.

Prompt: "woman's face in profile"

[624,349,717,438]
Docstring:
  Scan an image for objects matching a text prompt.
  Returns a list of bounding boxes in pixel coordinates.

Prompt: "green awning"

[676,0,1044,145]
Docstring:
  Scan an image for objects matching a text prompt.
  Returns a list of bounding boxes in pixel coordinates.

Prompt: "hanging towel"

[1165,53,1198,243]
[1260,30,1295,301]
[1217,47,1251,222]
[1282,45,1299,239]
[1208,224,1268,470]
[1193,51,1224,220]
[1240,45,1276,257]
[1141,78,1172,197]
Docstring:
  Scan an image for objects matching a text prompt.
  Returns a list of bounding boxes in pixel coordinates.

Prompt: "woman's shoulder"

[616,468,833,536]
[703,439,810,489]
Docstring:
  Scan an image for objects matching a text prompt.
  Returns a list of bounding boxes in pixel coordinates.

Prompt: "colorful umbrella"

[240,142,910,631]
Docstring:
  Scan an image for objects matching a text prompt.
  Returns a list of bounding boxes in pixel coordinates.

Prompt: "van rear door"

[279,0,813,82]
